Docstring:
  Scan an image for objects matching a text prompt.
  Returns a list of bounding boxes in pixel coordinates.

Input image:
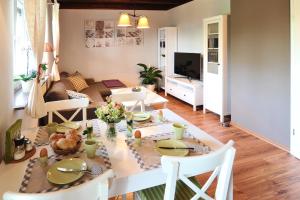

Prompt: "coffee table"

[111,86,168,109]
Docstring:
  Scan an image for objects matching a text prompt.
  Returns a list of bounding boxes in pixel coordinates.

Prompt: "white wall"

[167,0,230,53]
[59,10,169,86]
[0,0,15,161]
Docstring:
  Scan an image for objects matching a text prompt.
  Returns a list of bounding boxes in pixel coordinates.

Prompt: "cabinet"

[165,77,203,111]
[158,27,177,89]
[203,15,229,122]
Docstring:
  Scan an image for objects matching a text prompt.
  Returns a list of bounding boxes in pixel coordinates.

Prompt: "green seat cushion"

[137,177,203,200]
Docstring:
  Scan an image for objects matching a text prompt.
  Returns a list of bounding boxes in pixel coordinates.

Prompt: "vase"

[21,80,33,93]
[145,84,155,92]
[106,122,117,140]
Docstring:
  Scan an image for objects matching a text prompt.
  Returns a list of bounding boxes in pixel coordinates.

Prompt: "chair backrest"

[161,140,236,200]
[110,90,147,112]
[45,98,89,124]
[3,169,114,200]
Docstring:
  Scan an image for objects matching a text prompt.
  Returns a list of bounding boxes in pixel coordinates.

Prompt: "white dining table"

[0,109,224,199]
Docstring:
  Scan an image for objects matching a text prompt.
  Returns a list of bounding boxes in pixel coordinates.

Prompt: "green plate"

[155,139,189,157]
[60,122,81,130]
[56,125,72,133]
[47,158,87,185]
[133,112,151,122]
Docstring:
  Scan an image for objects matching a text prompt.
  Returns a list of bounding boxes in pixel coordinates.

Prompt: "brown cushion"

[60,71,70,78]
[59,78,76,91]
[68,72,89,92]
[81,84,104,103]
[44,82,69,102]
[90,82,112,98]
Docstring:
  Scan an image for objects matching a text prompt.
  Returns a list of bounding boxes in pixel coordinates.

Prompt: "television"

[174,52,202,81]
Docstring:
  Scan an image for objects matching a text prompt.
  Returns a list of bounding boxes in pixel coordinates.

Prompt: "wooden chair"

[136,140,236,200]
[45,98,89,124]
[110,90,147,112]
[3,169,114,200]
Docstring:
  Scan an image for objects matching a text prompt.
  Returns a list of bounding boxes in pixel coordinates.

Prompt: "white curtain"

[51,2,60,81]
[24,0,47,118]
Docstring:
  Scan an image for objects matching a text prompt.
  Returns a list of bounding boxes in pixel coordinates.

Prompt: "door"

[290,0,300,158]
[203,16,227,122]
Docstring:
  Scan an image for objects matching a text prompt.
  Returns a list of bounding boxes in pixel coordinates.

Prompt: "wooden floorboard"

[124,92,300,200]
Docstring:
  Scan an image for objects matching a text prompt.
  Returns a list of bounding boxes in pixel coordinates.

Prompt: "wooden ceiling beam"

[58,0,192,10]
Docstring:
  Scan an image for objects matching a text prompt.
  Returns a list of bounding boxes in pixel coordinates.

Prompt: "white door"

[203,16,227,122]
[290,0,300,158]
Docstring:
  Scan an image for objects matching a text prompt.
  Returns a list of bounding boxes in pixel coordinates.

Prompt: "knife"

[158,147,194,150]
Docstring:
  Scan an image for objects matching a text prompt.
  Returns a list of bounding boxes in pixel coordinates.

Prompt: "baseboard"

[231,122,290,153]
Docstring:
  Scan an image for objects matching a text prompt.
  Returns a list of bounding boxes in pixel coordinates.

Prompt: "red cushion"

[102,79,126,88]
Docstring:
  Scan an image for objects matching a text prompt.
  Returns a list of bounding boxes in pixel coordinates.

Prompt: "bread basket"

[51,140,82,155]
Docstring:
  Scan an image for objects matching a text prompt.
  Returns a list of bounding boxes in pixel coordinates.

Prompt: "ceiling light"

[137,16,150,29]
[117,13,131,27]
[117,11,150,29]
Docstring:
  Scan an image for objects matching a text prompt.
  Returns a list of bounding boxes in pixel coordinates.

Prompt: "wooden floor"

[125,92,300,200]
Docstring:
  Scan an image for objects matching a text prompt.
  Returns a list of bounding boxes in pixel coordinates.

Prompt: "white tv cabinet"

[165,76,203,111]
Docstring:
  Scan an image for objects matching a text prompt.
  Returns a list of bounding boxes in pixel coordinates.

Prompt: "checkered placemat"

[125,132,211,170]
[19,142,111,193]
[34,119,103,147]
[116,119,172,132]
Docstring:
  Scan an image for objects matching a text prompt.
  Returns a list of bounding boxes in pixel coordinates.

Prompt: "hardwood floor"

[125,92,300,200]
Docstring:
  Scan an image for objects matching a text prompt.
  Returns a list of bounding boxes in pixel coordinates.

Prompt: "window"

[14,0,35,77]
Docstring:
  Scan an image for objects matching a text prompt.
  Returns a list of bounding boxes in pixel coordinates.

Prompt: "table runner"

[19,142,111,193]
[125,132,211,170]
[34,119,103,146]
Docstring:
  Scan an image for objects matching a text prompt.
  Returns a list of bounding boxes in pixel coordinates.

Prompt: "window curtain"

[24,0,47,118]
[51,2,60,81]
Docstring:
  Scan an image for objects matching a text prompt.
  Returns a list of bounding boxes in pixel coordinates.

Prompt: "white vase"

[21,80,33,93]
[145,84,155,92]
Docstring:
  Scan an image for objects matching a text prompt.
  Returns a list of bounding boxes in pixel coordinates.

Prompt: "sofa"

[39,72,126,125]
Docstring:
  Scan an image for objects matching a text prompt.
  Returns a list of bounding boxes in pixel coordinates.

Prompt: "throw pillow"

[66,90,94,103]
[67,72,89,92]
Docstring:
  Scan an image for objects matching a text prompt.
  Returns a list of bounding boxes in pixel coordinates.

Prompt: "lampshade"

[44,42,53,52]
[118,13,131,27]
[137,16,150,29]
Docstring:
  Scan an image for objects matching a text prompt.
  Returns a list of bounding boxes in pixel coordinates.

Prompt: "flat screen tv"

[174,52,202,81]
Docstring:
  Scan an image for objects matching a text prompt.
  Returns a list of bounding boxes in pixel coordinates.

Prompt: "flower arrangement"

[95,99,125,123]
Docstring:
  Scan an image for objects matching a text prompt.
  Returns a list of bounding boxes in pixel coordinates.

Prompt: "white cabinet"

[291,0,300,158]
[158,27,177,89]
[165,77,203,111]
[203,15,229,122]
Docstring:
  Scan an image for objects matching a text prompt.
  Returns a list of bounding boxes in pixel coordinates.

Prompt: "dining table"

[0,109,225,200]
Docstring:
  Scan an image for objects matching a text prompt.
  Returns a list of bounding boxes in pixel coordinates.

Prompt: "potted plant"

[137,63,162,91]
[14,70,37,93]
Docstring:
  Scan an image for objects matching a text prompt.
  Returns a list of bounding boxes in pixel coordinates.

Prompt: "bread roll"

[56,138,77,150]
[49,133,65,142]
[66,132,81,143]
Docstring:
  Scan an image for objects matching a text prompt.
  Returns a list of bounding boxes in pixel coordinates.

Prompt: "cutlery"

[57,165,103,175]
[158,146,194,150]
[153,138,171,143]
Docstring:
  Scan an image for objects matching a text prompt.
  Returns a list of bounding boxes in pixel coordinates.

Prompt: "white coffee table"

[111,86,168,109]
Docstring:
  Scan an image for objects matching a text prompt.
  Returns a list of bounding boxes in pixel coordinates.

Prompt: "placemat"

[116,119,171,132]
[19,142,111,193]
[34,119,103,147]
[125,132,211,170]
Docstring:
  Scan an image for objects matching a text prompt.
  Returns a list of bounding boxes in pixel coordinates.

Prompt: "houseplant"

[14,70,37,93]
[95,99,125,140]
[137,63,162,91]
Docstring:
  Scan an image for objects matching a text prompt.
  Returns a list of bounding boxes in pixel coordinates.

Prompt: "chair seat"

[136,177,203,200]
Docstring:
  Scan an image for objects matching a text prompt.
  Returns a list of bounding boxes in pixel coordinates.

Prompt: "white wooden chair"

[45,98,89,124]
[136,140,236,200]
[110,90,147,112]
[3,169,114,200]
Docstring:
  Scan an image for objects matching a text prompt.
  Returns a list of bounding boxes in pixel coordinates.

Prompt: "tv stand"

[165,76,203,111]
